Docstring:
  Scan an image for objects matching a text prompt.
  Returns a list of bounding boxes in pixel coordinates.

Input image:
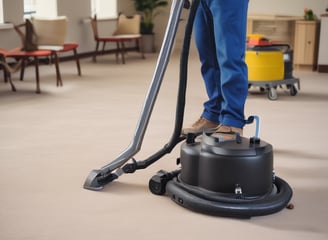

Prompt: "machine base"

[166,176,293,218]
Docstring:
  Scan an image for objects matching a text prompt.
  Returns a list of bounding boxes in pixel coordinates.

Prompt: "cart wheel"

[290,85,298,96]
[268,88,278,100]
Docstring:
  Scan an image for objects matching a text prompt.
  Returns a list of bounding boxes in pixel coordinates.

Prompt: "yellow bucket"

[246,49,284,81]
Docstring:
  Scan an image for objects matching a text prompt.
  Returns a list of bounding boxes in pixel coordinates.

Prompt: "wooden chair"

[90,14,144,64]
[32,16,81,76]
[12,21,60,93]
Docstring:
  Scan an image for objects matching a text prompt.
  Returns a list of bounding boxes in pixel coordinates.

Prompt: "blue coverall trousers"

[194,0,249,128]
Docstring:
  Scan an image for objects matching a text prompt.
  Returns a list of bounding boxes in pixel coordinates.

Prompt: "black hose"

[135,0,201,169]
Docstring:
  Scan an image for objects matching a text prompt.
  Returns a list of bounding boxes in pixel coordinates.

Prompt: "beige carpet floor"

[1,51,328,240]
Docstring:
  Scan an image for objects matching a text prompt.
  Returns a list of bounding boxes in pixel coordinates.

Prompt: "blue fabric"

[193,0,249,128]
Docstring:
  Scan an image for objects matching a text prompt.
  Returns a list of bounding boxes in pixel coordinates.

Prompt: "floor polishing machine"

[83,0,293,218]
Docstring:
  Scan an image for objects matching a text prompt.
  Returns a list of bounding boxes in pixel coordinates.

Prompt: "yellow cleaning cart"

[246,35,300,100]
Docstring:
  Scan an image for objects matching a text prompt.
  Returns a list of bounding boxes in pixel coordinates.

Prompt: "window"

[91,0,117,18]
[24,0,57,18]
[0,0,3,23]
[24,0,36,16]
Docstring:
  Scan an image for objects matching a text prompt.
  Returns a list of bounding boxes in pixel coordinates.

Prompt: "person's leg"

[210,0,249,129]
[193,1,222,124]
[182,0,221,134]
[182,0,220,134]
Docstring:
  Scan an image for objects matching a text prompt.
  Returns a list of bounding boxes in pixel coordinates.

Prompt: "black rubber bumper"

[166,176,293,218]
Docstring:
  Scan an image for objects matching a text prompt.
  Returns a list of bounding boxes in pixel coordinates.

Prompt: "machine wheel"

[268,88,278,100]
[289,85,298,96]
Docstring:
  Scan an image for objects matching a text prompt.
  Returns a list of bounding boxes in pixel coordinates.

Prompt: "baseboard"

[318,65,328,73]
[60,47,141,62]
[294,64,317,71]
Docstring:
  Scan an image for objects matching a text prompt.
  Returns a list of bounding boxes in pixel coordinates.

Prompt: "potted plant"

[303,8,315,20]
[133,0,169,52]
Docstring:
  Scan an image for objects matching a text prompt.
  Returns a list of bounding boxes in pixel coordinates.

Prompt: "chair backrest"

[113,14,141,35]
[90,15,99,40]
[32,16,68,46]
[14,19,38,51]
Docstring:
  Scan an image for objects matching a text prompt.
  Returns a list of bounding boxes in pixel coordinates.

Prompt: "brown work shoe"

[211,124,243,141]
[182,117,219,135]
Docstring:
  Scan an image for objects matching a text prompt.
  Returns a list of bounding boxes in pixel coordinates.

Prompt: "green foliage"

[304,8,315,20]
[133,0,168,34]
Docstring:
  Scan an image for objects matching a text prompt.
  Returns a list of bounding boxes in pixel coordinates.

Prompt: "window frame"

[0,0,3,23]
[24,0,58,19]
[91,0,117,19]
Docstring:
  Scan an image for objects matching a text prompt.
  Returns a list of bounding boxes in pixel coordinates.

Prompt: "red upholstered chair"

[90,14,144,64]
[12,22,60,93]
[32,17,81,76]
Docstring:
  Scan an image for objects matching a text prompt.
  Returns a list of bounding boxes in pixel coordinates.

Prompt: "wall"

[1,0,328,54]
[249,0,327,16]
[57,0,93,55]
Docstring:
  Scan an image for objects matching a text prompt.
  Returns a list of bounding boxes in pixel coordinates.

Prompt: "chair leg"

[52,52,62,87]
[115,42,120,64]
[102,42,106,54]
[73,48,81,76]
[138,39,145,59]
[0,57,8,83]
[0,58,24,92]
[3,69,7,83]
[7,74,16,92]
[2,67,6,83]
[20,58,26,81]
[93,41,100,62]
[120,42,126,64]
[34,56,41,94]
[0,65,16,91]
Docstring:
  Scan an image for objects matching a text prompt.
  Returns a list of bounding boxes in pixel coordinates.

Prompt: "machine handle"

[245,115,261,140]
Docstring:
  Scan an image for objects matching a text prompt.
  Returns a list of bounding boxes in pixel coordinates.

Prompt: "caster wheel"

[290,85,298,96]
[268,88,278,100]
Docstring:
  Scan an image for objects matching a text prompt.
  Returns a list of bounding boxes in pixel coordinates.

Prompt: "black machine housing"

[180,134,273,197]
[161,132,293,218]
